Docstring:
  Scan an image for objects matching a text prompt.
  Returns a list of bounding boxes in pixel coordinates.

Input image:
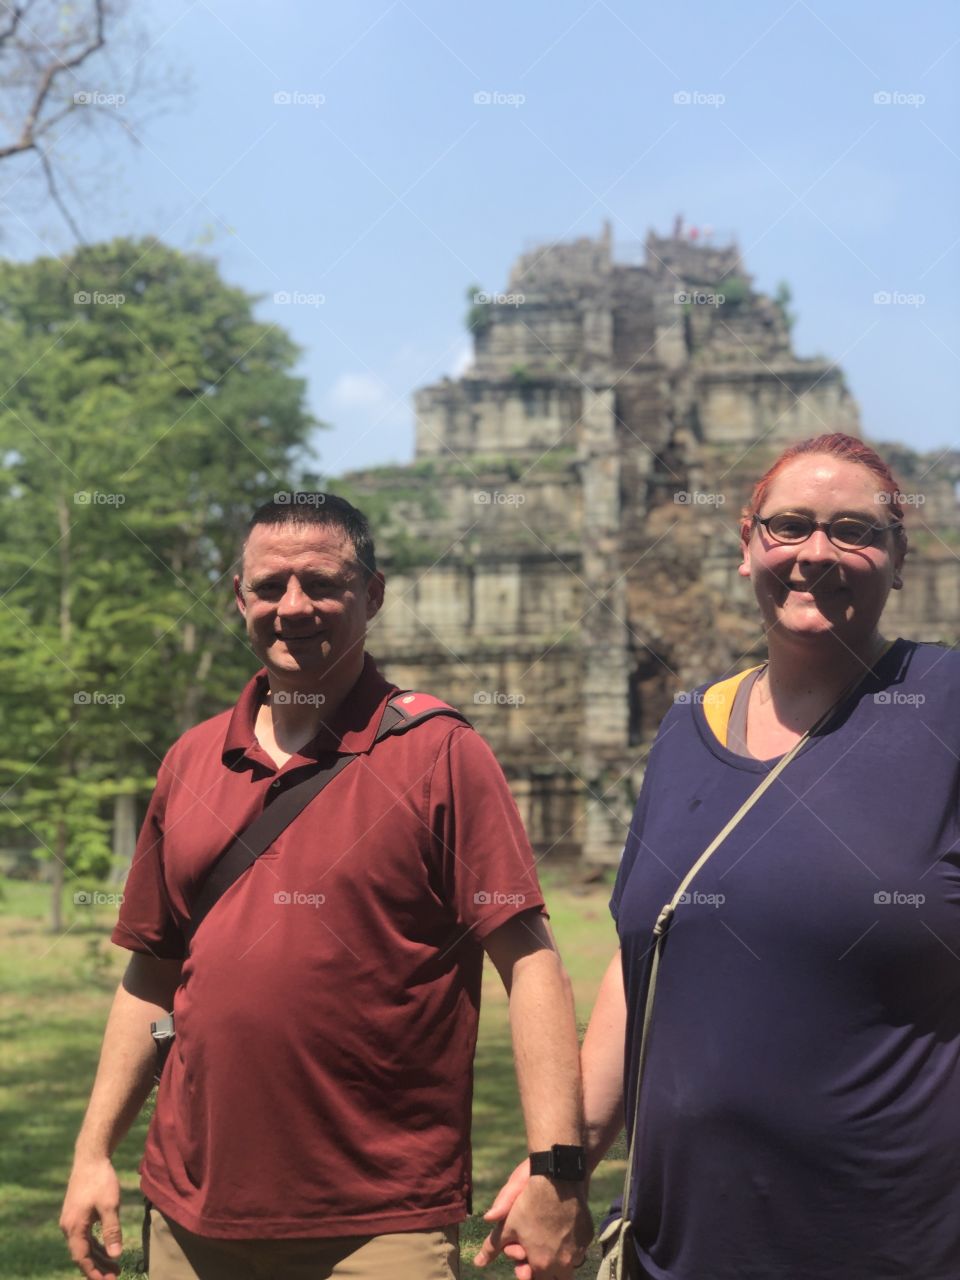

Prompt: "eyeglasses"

[753,512,903,550]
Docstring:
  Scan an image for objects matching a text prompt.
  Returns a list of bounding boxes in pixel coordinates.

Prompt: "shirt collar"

[222,652,397,767]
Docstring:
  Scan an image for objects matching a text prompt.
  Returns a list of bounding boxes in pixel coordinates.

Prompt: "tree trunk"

[111,791,137,883]
[49,830,65,933]
[57,493,72,650]
[53,491,73,932]
[181,642,216,733]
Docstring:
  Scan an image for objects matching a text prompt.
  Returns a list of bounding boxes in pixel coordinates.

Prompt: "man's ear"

[234,574,247,616]
[365,571,386,619]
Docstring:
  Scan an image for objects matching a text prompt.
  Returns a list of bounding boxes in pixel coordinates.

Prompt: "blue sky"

[7,0,959,474]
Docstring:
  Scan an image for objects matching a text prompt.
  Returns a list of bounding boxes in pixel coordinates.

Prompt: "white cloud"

[451,340,473,377]
[328,371,393,412]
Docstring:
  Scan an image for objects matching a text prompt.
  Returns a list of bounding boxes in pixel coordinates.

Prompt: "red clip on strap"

[391,692,460,715]
[376,693,469,739]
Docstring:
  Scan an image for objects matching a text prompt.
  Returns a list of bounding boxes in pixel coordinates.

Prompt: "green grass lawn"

[0,874,624,1278]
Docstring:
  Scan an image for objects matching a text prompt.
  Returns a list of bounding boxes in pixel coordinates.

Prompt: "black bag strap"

[186,693,467,943]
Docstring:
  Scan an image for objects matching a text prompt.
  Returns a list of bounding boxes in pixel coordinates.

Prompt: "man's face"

[234,522,385,687]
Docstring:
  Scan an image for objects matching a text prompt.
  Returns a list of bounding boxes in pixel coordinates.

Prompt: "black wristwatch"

[528,1143,587,1181]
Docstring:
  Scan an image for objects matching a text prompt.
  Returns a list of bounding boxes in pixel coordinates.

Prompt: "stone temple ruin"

[344,222,960,865]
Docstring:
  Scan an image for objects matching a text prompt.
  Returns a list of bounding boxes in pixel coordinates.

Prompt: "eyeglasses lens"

[829,519,875,548]
[764,514,877,548]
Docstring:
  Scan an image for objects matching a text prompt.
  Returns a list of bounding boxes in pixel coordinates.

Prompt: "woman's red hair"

[740,433,907,542]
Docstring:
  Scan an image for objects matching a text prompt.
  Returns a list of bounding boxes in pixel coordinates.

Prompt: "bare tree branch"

[37,145,82,241]
[0,0,105,161]
[0,4,27,51]
[0,0,177,238]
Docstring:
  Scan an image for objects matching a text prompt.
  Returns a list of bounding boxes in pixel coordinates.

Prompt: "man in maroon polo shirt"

[60,494,592,1280]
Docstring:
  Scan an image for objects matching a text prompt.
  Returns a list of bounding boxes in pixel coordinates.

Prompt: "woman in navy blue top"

[580,432,960,1279]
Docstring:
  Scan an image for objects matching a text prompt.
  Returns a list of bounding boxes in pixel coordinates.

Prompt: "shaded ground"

[0,875,624,1278]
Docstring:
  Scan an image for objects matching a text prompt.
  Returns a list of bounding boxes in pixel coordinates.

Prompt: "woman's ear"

[738,525,752,579]
[891,537,907,590]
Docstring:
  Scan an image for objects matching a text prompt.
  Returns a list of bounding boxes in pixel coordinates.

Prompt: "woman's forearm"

[581,948,627,1171]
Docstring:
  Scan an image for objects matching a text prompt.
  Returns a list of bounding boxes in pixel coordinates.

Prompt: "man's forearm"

[507,947,584,1149]
[580,948,626,1171]
[475,920,594,1274]
[61,954,181,1276]
[74,955,181,1160]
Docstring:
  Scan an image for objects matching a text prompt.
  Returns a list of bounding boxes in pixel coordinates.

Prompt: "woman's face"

[739,454,906,655]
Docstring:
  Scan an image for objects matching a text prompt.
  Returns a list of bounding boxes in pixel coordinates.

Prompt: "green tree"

[718,275,750,307]
[774,280,797,332]
[0,238,318,928]
[465,283,492,335]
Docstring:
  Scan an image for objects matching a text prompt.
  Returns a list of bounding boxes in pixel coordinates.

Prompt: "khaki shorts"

[145,1207,461,1280]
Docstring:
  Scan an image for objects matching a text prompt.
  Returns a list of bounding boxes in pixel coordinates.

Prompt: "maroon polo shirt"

[113,654,544,1239]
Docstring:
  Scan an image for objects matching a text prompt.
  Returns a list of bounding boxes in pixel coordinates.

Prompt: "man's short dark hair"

[242,494,378,577]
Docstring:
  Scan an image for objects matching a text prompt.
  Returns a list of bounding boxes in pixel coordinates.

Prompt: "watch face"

[555,1147,586,1179]
[530,1145,587,1180]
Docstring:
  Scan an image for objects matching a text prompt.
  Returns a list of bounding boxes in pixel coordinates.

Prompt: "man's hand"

[474,1161,593,1279]
[60,1156,123,1279]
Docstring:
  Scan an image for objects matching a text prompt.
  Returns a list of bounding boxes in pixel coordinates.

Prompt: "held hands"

[59,1156,123,1280]
[474,1158,593,1279]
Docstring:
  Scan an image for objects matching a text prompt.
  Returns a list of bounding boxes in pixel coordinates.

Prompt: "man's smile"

[275,631,325,642]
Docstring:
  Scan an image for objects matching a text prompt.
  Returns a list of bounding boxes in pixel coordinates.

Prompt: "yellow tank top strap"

[702,665,765,747]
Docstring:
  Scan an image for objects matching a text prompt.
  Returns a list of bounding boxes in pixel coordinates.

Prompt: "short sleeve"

[429,725,545,940]
[610,706,679,922]
[610,794,648,924]
[112,753,188,960]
